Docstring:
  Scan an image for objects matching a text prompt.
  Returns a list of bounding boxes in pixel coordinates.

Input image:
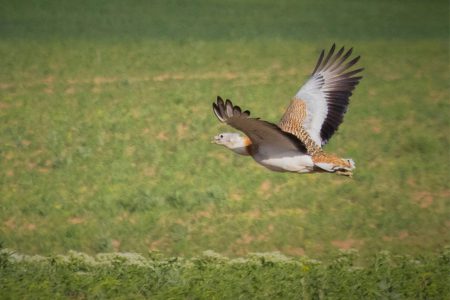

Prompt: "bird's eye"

[220,134,224,138]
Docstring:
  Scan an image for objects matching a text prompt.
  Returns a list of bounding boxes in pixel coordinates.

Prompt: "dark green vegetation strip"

[1,0,447,41]
[1,248,449,299]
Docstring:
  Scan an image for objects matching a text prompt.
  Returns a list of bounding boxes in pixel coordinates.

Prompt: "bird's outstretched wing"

[284,44,363,146]
[213,96,306,153]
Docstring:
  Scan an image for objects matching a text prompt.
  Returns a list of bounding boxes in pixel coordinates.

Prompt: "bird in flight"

[212,44,363,176]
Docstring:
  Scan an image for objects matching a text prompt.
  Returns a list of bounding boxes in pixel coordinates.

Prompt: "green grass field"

[1,0,449,297]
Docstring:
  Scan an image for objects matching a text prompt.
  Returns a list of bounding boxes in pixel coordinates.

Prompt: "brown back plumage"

[279,100,323,155]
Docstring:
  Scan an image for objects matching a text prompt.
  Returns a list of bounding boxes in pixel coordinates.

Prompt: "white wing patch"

[295,74,327,146]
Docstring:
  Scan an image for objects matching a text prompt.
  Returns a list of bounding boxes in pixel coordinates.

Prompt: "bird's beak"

[211,136,220,144]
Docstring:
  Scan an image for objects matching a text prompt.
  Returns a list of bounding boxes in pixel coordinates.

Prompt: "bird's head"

[212,133,251,155]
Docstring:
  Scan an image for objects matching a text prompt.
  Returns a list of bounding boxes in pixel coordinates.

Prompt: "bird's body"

[212,44,363,176]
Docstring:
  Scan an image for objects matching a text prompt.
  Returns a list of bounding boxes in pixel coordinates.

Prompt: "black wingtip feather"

[321,44,336,71]
[340,68,364,78]
[312,49,325,75]
[212,102,224,122]
[212,97,253,123]
[344,55,360,69]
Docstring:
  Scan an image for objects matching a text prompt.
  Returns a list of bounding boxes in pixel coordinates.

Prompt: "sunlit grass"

[0,0,448,260]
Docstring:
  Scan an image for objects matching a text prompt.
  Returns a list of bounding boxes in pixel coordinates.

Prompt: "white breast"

[253,150,314,173]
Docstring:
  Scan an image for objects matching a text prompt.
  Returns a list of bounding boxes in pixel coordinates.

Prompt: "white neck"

[228,137,251,156]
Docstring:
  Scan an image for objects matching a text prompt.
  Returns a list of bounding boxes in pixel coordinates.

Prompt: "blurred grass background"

[0,0,448,259]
